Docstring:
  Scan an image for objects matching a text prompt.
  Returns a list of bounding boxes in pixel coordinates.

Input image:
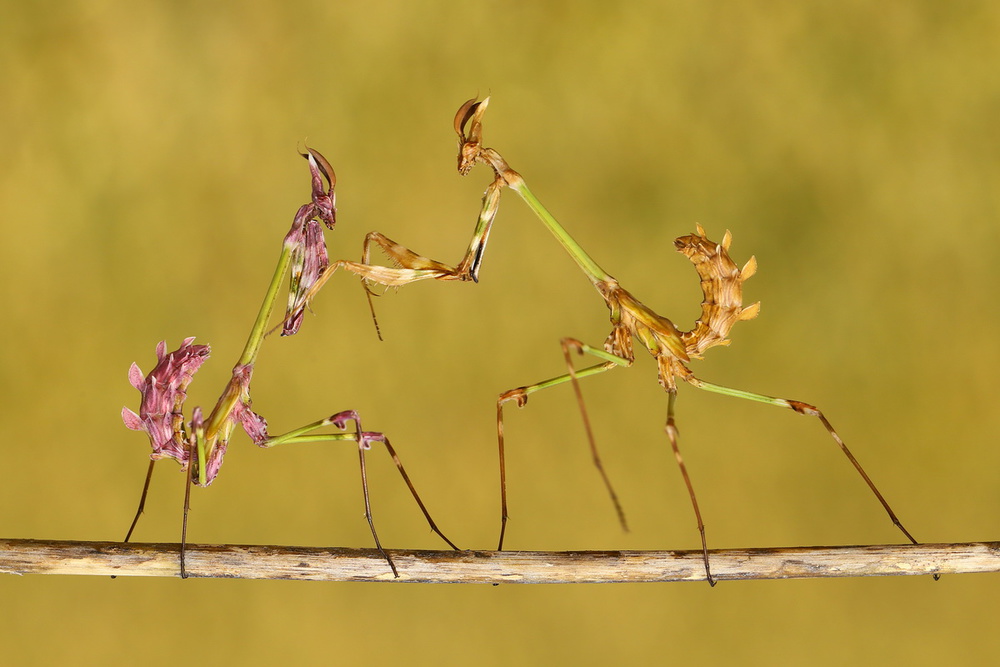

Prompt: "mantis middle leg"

[496,338,636,551]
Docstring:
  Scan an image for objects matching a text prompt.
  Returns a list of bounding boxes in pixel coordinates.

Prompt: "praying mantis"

[291,97,921,585]
[121,148,458,578]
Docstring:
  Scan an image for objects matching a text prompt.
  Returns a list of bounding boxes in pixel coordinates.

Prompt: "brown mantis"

[288,97,923,585]
[121,148,458,578]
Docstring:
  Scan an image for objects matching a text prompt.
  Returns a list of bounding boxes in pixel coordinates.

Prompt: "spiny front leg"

[360,231,467,285]
[293,178,505,337]
[282,256,450,340]
[354,177,504,290]
[357,231,466,340]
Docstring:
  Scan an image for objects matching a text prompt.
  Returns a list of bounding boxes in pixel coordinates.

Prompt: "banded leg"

[261,410,460,577]
[560,339,716,585]
[293,178,505,336]
[496,338,631,550]
[122,459,156,544]
[685,376,920,546]
[116,459,156,580]
[124,412,457,580]
[498,339,718,585]
[663,389,715,585]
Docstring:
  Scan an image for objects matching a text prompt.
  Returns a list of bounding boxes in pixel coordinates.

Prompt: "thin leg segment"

[562,339,631,534]
[115,459,157,580]
[686,376,920,546]
[664,389,715,586]
[181,445,195,579]
[496,338,631,550]
[262,410,459,577]
[122,459,156,544]
[352,423,398,578]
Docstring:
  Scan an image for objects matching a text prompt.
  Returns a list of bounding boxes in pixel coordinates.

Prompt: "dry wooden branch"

[1,539,995,582]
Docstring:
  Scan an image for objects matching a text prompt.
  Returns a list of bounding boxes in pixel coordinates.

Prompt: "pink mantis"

[121,148,457,578]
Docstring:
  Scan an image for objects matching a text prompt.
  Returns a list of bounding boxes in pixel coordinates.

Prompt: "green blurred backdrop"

[2,0,999,664]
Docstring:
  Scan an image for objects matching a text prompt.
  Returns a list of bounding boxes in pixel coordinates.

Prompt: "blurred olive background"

[3,0,999,664]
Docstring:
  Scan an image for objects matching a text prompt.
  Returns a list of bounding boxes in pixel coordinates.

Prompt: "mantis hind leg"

[684,375,923,553]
